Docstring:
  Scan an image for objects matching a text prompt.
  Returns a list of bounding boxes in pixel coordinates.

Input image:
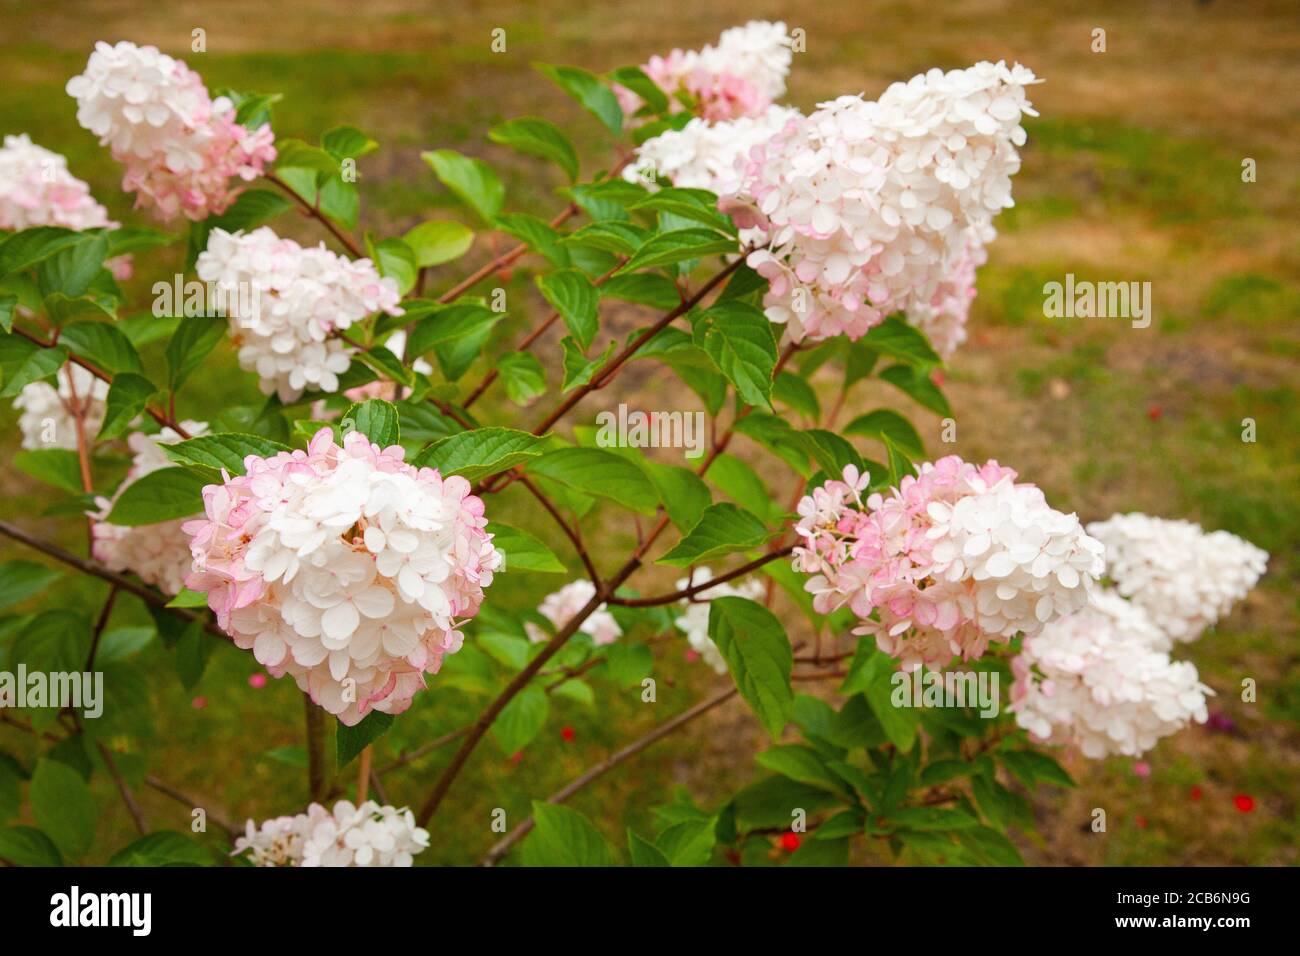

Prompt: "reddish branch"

[266,172,365,258]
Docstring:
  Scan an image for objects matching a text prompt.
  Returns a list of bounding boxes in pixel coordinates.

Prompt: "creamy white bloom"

[235,800,429,867]
[727,61,1038,343]
[12,364,108,450]
[697,20,794,102]
[625,106,801,195]
[0,133,116,231]
[1012,590,1213,758]
[672,567,765,673]
[195,227,403,401]
[526,579,621,646]
[1087,513,1269,646]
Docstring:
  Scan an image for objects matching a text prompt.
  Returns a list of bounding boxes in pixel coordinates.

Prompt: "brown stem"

[356,745,372,803]
[607,545,794,607]
[97,742,148,834]
[480,685,738,865]
[266,173,365,258]
[516,475,601,587]
[304,693,329,803]
[144,775,237,839]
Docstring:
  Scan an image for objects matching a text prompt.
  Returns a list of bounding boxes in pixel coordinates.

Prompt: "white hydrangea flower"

[526,579,622,646]
[672,567,765,673]
[235,800,429,867]
[91,423,208,595]
[194,226,403,401]
[924,479,1107,641]
[1011,590,1213,758]
[12,364,109,450]
[727,61,1038,343]
[696,20,795,103]
[0,133,116,231]
[1087,513,1269,646]
[624,105,801,196]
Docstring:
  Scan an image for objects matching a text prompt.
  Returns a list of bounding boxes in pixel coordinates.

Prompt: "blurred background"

[1,0,1296,865]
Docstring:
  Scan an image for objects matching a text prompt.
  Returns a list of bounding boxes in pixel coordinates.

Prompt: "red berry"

[1147,404,1163,421]
[930,369,946,388]
[509,751,523,764]
[1189,786,1203,802]
[1135,815,1148,829]
[780,832,801,852]
[561,726,575,742]
[1234,794,1255,813]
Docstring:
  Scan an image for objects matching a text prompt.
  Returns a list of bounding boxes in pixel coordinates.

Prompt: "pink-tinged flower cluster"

[65,41,276,221]
[624,105,802,196]
[724,61,1038,344]
[195,226,403,401]
[0,134,133,280]
[91,423,208,595]
[1011,590,1212,758]
[234,800,429,867]
[616,21,793,123]
[904,225,991,359]
[1086,513,1269,646]
[11,364,109,451]
[183,428,501,725]
[525,579,622,646]
[793,457,1104,670]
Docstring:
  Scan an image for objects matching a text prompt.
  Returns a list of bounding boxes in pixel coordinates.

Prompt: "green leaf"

[336,399,399,448]
[693,300,778,409]
[657,503,770,566]
[560,222,646,257]
[42,292,114,325]
[957,825,1025,866]
[406,303,502,357]
[642,461,711,532]
[707,597,793,740]
[37,232,109,299]
[705,453,780,522]
[756,745,853,798]
[495,213,570,268]
[322,125,379,160]
[527,446,659,514]
[787,837,850,867]
[186,190,292,269]
[274,138,341,174]
[536,269,599,350]
[536,64,623,135]
[998,750,1076,789]
[615,228,737,275]
[0,227,91,277]
[629,188,734,234]
[601,273,680,309]
[30,760,96,859]
[13,449,84,494]
[371,238,417,296]
[412,427,544,481]
[878,363,952,417]
[337,711,395,768]
[497,352,547,406]
[560,337,614,391]
[521,801,617,866]
[421,149,505,225]
[356,343,415,388]
[108,831,212,867]
[773,372,820,420]
[732,775,842,830]
[489,117,579,182]
[104,467,207,526]
[608,66,670,114]
[402,220,474,268]
[165,315,226,392]
[845,409,924,459]
[971,775,1024,830]
[0,826,62,866]
[656,817,717,867]
[0,342,66,398]
[862,315,942,368]
[603,642,653,687]
[887,806,979,831]
[564,180,647,222]
[840,643,919,752]
[0,561,61,611]
[0,294,15,333]
[162,433,290,475]
[493,686,549,754]
[488,522,566,573]
[98,373,157,441]
[627,828,671,866]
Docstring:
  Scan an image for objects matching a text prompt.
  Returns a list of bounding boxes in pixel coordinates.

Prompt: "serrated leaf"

[862,315,942,368]
[162,433,290,475]
[526,446,659,514]
[412,427,544,481]
[371,238,417,296]
[629,188,734,234]
[489,117,579,182]
[337,711,395,768]
[343,399,400,446]
[488,522,566,573]
[402,220,474,268]
[422,149,504,225]
[322,125,379,160]
[165,315,226,392]
[708,597,793,740]
[627,828,670,866]
[840,642,919,752]
[97,372,156,441]
[615,228,737,275]
[844,409,924,459]
[0,341,66,398]
[560,337,614,391]
[600,272,680,309]
[104,467,207,526]
[642,461,711,532]
[657,503,770,566]
[878,363,952,417]
[608,66,670,114]
[497,351,547,406]
[694,300,778,409]
[536,64,623,135]
[536,269,599,350]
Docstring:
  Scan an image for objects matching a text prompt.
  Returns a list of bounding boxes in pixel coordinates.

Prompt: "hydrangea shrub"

[0,24,1268,867]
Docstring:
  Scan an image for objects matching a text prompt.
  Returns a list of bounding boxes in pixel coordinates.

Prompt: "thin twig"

[97,742,148,834]
[266,173,364,258]
[607,546,793,607]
